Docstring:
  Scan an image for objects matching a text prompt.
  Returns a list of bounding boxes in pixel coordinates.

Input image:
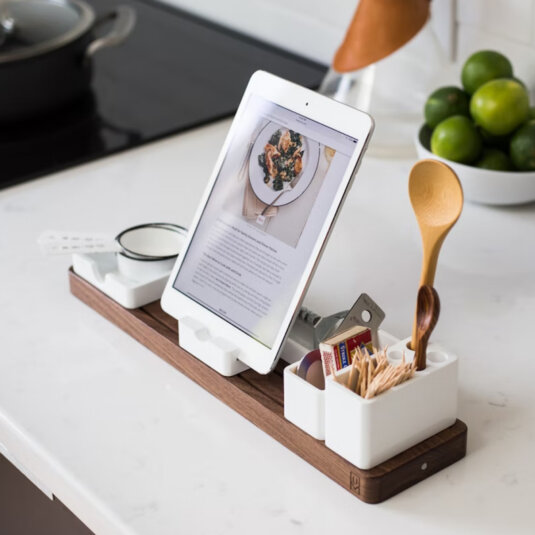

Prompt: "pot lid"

[0,0,94,63]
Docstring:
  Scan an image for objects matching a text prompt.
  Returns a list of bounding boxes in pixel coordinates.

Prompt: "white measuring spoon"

[38,224,186,258]
[38,230,119,255]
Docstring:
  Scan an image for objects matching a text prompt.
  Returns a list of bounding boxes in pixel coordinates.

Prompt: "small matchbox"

[320,325,372,377]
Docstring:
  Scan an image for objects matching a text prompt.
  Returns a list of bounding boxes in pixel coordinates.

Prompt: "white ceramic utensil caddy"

[284,331,458,469]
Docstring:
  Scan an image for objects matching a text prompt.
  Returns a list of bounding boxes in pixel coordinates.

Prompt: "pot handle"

[85,6,136,59]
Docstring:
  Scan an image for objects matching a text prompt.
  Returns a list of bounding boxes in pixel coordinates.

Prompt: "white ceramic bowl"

[415,125,535,205]
[116,252,177,281]
[115,223,187,281]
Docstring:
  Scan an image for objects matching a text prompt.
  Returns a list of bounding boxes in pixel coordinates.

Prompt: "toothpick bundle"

[331,346,415,399]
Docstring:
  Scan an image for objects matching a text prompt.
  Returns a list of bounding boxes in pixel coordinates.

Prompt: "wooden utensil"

[409,159,463,349]
[413,285,440,371]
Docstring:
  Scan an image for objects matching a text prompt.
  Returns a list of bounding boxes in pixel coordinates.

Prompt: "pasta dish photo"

[258,129,305,191]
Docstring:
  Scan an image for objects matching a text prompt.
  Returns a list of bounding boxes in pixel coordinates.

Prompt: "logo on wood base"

[349,472,360,494]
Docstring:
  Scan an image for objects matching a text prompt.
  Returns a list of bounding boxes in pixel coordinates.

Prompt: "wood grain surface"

[69,268,467,504]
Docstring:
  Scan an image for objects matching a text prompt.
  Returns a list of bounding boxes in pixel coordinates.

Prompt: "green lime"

[510,76,527,88]
[470,79,529,136]
[424,86,470,128]
[475,148,513,170]
[461,50,513,94]
[510,120,535,170]
[431,115,482,164]
[479,127,512,151]
[420,124,434,149]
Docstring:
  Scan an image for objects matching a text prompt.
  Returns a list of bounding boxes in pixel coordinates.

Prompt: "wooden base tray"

[69,269,467,504]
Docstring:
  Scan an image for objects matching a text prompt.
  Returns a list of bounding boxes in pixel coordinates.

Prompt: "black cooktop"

[0,0,326,190]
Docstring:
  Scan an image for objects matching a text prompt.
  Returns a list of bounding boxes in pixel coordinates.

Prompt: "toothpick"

[348,352,359,392]
[329,362,343,384]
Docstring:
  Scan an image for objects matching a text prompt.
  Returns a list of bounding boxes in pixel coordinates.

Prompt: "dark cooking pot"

[0,0,136,124]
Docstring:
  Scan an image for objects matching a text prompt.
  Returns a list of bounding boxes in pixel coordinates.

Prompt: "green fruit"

[420,124,434,149]
[510,76,527,88]
[479,127,512,151]
[470,79,529,135]
[475,148,513,170]
[431,115,482,164]
[529,106,535,120]
[461,50,513,94]
[424,86,470,128]
[510,120,535,170]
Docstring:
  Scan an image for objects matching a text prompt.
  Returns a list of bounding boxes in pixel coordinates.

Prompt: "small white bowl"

[415,125,535,206]
[116,252,177,281]
[115,223,187,281]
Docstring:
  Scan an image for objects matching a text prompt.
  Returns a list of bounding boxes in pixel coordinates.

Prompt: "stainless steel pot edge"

[0,0,94,64]
[86,6,136,59]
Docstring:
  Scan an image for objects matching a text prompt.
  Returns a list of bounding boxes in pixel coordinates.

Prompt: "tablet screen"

[173,94,359,348]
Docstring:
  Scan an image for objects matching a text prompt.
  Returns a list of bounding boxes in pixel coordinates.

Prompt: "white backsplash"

[158,0,356,64]
[456,0,535,92]
[159,0,454,65]
[160,0,535,90]
[158,0,535,100]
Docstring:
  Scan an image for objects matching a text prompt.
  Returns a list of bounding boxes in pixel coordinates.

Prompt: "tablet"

[161,71,374,375]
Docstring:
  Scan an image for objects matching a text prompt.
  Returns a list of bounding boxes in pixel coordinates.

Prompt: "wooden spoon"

[413,285,440,371]
[409,159,463,349]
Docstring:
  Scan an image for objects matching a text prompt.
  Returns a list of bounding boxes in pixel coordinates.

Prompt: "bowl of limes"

[415,50,535,205]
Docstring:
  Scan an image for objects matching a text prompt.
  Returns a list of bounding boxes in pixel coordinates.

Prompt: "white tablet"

[161,71,373,375]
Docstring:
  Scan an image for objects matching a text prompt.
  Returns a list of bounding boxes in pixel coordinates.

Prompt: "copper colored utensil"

[333,0,430,73]
[414,285,440,371]
[409,159,463,349]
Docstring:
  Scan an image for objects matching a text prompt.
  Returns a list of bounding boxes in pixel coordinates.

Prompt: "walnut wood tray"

[69,268,467,504]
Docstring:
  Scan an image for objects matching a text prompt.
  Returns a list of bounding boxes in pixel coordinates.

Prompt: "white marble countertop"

[1,119,535,534]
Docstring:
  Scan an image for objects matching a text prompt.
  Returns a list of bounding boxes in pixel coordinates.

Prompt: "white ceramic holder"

[325,336,458,469]
[72,253,172,309]
[284,360,326,439]
[284,330,399,442]
[179,315,311,377]
[178,316,249,376]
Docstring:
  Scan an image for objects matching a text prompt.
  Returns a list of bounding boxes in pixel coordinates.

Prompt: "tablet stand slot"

[178,307,347,376]
[179,316,249,376]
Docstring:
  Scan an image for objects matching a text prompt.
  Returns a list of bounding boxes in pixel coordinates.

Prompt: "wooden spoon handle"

[410,238,444,348]
[419,245,439,287]
[413,285,440,371]
[414,333,430,371]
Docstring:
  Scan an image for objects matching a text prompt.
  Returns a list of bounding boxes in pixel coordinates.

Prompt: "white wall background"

[456,0,535,89]
[161,0,535,90]
[160,0,357,64]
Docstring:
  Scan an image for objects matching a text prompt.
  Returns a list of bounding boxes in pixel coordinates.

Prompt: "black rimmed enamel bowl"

[115,223,187,281]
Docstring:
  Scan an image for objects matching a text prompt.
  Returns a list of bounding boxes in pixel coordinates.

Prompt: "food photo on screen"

[228,119,336,248]
[258,128,305,192]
